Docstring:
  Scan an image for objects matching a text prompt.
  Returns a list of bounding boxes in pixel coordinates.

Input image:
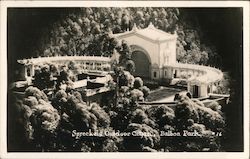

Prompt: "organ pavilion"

[113,23,223,98]
[18,23,223,98]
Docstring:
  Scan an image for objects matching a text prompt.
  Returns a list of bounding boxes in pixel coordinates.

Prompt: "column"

[24,66,28,79]
[101,62,103,71]
[187,82,191,93]
[84,62,86,70]
[199,83,208,97]
[31,65,35,77]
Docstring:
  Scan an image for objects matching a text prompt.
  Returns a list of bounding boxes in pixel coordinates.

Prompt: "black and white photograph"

[0,1,249,158]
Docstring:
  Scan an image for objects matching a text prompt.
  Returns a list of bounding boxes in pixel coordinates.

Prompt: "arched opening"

[131,50,151,78]
[193,85,199,98]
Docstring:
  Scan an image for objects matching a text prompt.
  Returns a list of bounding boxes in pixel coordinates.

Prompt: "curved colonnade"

[170,62,223,97]
[18,55,223,98]
[18,55,112,79]
[173,62,223,83]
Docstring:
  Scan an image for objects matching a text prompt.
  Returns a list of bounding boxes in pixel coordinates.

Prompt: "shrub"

[123,123,160,151]
[140,86,150,98]
[206,101,222,112]
[24,86,48,101]
[147,105,175,129]
[130,89,144,101]
[134,77,143,89]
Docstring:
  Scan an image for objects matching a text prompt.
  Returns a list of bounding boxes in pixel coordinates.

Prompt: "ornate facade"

[113,22,177,79]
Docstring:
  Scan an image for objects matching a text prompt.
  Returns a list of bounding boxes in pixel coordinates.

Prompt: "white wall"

[200,83,208,97]
[116,32,177,80]
[118,35,159,65]
[160,39,177,66]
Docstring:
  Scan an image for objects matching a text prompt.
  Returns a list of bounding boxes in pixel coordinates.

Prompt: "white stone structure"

[17,23,223,98]
[173,63,223,97]
[113,23,177,79]
[18,55,111,79]
[113,23,223,98]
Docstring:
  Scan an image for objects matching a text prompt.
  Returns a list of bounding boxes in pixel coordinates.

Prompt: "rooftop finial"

[148,22,155,29]
[132,23,138,31]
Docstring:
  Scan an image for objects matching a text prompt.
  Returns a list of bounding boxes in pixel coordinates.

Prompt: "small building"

[186,66,222,98]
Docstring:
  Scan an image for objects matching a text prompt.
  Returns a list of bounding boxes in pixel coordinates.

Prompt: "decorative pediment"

[113,23,177,43]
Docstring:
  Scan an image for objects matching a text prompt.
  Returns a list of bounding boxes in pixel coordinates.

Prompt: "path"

[146,87,186,102]
[154,90,187,102]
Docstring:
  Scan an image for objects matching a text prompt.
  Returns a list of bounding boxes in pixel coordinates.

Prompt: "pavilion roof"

[114,22,177,42]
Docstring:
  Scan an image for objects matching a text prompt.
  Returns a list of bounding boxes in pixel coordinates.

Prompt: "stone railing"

[172,62,223,84]
[17,55,111,65]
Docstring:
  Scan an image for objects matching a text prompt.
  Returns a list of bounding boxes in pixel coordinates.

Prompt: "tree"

[24,86,48,102]
[57,66,71,89]
[123,123,160,151]
[125,60,135,73]
[21,86,61,151]
[118,40,132,65]
[121,14,130,31]
[171,94,225,151]
[33,65,54,90]
[134,77,143,89]
[117,70,135,88]
[147,105,175,129]
[51,89,68,115]
[130,89,144,101]
[139,86,150,98]
[34,7,219,68]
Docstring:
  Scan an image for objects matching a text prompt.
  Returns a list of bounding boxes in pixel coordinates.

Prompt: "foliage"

[33,8,218,66]
[123,123,160,151]
[176,15,221,66]
[125,60,135,73]
[130,89,144,101]
[24,86,48,102]
[134,77,143,89]
[33,63,79,92]
[16,84,226,152]
[139,86,150,98]
[109,96,138,131]
[33,66,54,90]
[113,67,135,88]
[21,86,61,151]
[171,94,225,151]
[147,105,175,130]
[118,40,132,65]
[213,72,230,94]
[13,8,226,152]
[206,101,222,112]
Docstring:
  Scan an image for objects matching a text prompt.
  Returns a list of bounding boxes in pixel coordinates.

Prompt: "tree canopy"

[34,8,219,66]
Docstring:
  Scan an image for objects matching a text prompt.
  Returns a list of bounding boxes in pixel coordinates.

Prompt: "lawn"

[146,87,183,102]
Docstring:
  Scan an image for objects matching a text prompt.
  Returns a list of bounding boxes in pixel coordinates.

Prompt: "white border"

[0,1,249,159]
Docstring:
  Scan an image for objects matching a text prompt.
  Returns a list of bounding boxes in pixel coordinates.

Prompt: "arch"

[130,45,152,64]
[130,45,151,78]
